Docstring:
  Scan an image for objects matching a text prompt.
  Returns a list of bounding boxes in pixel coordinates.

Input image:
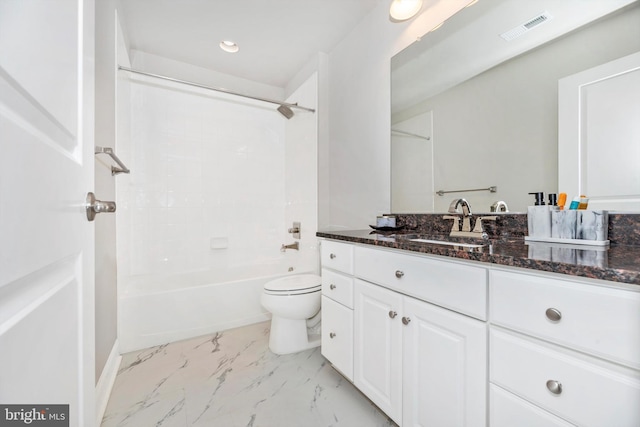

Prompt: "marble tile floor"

[101,321,397,427]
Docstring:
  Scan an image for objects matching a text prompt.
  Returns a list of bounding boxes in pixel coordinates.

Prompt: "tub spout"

[281,242,299,252]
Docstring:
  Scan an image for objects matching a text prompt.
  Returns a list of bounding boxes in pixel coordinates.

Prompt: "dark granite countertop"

[316,229,640,286]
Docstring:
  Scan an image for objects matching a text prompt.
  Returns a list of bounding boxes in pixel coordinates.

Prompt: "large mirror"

[391,0,640,213]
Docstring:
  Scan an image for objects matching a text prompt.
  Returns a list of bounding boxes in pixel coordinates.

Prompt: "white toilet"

[261,274,322,355]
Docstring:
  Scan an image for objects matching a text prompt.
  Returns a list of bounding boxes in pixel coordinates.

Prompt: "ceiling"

[117,0,382,88]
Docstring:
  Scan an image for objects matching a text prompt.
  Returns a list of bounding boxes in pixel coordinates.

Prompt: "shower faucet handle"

[288,221,301,239]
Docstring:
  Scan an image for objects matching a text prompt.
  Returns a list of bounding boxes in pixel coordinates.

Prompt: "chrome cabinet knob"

[545,308,562,322]
[402,317,411,325]
[329,253,336,259]
[395,270,404,278]
[389,311,397,319]
[329,332,336,339]
[329,284,336,290]
[546,380,562,395]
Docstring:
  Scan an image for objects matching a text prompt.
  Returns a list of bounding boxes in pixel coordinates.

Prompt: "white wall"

[117,62,288,282]
[94,0,119,382]
[323,0,472,229]
[284,72,320,270]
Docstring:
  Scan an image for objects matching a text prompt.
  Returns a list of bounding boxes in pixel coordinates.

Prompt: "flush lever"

[86,192,116,222]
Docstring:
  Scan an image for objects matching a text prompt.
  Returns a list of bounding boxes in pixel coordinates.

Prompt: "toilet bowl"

[261,274,322,355]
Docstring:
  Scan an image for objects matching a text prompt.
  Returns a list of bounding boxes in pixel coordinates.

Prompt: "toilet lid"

[264,274,321,293]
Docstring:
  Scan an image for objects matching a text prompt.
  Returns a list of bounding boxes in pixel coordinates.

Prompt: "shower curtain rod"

[117,65,316,113]
[391,129,431,141]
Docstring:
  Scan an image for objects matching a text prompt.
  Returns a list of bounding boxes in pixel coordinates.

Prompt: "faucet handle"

[472,216,498,233]
[443,215,460,232]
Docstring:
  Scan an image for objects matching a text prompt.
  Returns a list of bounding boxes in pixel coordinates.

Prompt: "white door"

[0,1,95,426]
[353,279,403,425]
[403,296,487,427]
[559,51,640,211]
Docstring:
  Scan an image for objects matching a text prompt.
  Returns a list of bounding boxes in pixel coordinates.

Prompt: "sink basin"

[408,238,487,249]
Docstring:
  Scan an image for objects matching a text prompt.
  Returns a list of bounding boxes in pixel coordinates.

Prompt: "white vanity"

[319,238,640,427]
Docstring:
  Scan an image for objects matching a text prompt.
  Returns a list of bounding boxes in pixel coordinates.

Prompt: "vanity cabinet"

[320,240,355,380]
[319,236,640,427]
[353,245,488,427]
[489,269,640,427]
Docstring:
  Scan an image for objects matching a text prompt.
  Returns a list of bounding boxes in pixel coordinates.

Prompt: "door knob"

[402,316,411,325]
[86,192,116,222]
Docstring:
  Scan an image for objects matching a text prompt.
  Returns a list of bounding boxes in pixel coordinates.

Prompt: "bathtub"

[118,267,316,353]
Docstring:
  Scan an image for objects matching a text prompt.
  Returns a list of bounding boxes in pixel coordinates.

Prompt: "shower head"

[277,104,294,119]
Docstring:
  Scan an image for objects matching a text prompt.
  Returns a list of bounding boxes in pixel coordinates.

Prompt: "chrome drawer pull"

[389,311,397,319]
[546,380,562,395]
[329,332,336,339]
[402,317,411,325]
[329,253,336,259]
[545,308,562,322]
[395,270,404,278]
[330,284,336,290]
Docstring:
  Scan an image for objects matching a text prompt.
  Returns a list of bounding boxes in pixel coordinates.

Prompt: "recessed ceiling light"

[389,0,423,22]
[220,40,239,53]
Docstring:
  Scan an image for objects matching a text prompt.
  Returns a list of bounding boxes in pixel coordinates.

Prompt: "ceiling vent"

[500,11,552,41]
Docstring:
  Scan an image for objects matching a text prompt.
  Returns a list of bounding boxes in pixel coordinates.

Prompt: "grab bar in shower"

[95,146,130,175]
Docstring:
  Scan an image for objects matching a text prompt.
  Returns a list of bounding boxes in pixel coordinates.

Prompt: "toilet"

[261,274,322,355]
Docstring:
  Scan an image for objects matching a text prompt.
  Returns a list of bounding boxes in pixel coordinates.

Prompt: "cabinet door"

[403,296,487,427]
[354,279,403,424]
[321,296,353,381]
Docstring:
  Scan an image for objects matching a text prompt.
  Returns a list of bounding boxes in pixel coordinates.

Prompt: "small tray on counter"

[369,225,405,232]
[524,236,610,247]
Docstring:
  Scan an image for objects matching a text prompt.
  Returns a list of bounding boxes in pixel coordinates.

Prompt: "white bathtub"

[118,268,316,353]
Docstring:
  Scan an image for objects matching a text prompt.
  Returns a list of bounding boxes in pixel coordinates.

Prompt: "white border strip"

[95,339,122,426]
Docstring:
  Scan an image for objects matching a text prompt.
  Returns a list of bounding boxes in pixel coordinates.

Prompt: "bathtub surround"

[116,54,318,352]
[101,321,396,426]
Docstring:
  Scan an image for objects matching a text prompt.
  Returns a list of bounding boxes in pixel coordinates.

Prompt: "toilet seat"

[264,274,321,296]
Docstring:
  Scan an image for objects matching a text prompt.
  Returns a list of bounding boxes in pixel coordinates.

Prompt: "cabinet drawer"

[355,246,487,320]
[321,268,353,308]
[490,328,640,427]
[490,384,575,427]
[321,240,354,274]
[490,269,640,369]
[321,296,353,381]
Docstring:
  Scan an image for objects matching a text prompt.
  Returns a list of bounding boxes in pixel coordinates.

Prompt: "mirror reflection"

[391,0,640,213]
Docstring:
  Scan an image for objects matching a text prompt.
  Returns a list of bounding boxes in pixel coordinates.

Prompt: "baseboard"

[95,339,122,426]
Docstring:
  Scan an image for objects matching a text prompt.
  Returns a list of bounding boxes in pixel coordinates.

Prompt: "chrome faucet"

[448,198,473,231]
[491,201,509,212]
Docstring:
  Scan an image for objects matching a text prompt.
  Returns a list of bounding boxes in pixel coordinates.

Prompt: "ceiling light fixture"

[220,40,239,53]
[389,0,423,22]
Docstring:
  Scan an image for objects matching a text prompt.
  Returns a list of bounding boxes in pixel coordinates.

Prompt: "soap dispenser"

[527,192,551,238]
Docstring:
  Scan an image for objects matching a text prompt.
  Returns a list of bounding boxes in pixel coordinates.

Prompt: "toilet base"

[268,316,321,355]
